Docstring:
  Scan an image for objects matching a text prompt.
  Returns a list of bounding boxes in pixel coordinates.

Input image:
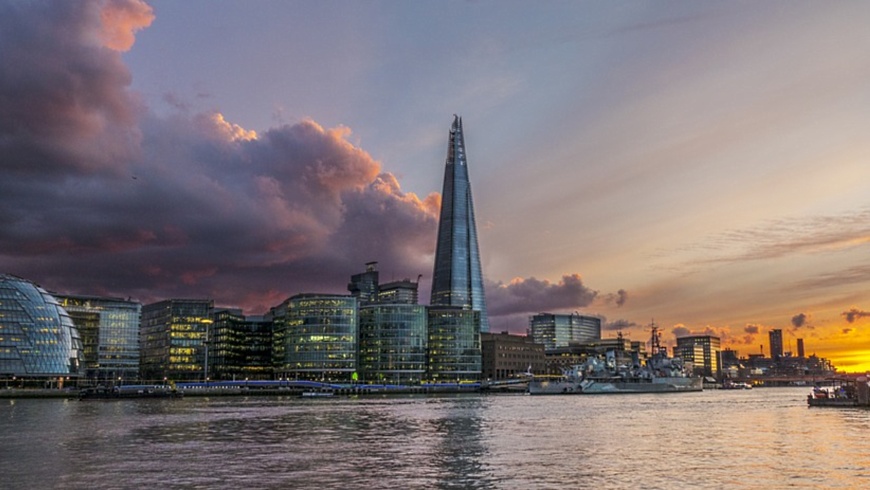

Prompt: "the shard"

[430,115,490,332]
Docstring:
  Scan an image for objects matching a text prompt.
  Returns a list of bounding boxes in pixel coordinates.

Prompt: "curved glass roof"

[0,274,82,376]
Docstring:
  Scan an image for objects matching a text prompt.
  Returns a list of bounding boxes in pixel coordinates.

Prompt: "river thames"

[1,387,867,489]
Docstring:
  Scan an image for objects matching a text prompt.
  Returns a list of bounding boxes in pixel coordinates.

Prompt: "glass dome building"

[0,274,83,378]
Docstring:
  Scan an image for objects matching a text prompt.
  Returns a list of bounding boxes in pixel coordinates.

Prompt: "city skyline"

[1,1,869,371]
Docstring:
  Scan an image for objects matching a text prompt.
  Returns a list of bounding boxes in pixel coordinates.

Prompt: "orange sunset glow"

[2,0,869,372]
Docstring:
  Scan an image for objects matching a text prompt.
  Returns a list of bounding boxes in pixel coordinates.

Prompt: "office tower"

[359,304,427,384]
[797,338,805,358]
[0,274,82,382]
[271,294,358,382]
[348,261,379,306]
[140,299,213,382]
[769,329,784,359]
[529,313,602,351]
[675,335,721,378]
[56,294,141,384]
[430,116,490,332]
[209,309,273,381]
[427,307,481,381]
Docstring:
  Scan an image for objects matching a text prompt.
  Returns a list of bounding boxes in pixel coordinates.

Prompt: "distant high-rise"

[430,115,490,332]
[529,312,602,351]
[348,261,379,306]
[769,329,784,360]
[797,338,805,358]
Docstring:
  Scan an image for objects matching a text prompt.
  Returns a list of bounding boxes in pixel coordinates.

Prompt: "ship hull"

[528,376,702,395]
[580,377,703,394]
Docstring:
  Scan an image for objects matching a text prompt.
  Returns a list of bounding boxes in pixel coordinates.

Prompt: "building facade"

[0,274,82,384]
[140,299,214,382]
[427,307,481,381]
[208,309,273,381]
[675,335,721,378]
[430,116,490,332]
[56,294,141,384]
[359,304,427,384]
[272,294,358,382]
[481,332,546,380]
[529,312,602,351]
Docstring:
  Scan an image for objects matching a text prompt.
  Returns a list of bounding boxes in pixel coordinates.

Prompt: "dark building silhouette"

[769,329,784,359]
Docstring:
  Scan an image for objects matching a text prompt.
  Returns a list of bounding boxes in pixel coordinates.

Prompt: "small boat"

[78,384,182,400]
[722,381,753,390]
[807,384,857,407]
[300,391,334,398]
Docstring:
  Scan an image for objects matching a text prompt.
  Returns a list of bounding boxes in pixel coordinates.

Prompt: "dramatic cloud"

[842,308,870,324]
[744,324,760,334]
[98,0,155,51]
[486,274,599,317]
[604,318,637,332]
[0,0,151,178]
[672,325,690,338]
[791,313,809,328]
[0,0,438,312]
[604,289,628,307]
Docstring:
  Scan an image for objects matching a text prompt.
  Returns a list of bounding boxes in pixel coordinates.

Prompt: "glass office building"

[140,299,214,382]
[0,274,82,381]
[675,335,721,378]
[427,307,481,381]
[272,294,357,382]
[430,116,490,332]
[209,308,273,381]
[530,312,602,351]
[359,304,427,384]
[56,294,141,384]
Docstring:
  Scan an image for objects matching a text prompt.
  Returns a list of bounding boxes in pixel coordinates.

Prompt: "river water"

[0,387,867,489]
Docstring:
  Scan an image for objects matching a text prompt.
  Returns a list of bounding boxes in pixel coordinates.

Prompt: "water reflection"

[2,389,870,489]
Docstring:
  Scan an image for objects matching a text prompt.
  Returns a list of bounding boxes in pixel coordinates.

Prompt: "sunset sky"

[2,1,869,371]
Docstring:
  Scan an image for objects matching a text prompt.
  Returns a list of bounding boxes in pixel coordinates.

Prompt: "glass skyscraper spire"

[430,115,490,333]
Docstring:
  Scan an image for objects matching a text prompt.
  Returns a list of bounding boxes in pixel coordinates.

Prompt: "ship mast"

[649,320,664,356]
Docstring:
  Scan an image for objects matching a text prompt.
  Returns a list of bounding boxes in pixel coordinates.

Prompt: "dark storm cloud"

[842,308,870,324]
[0,0,438,312]
[486,274,599,317]
[791,313,808,328]
[604,318,637,331]
[0,0,151,178]
[672,326,691,338]
[744,324,760,334]
[605,289,628,307]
